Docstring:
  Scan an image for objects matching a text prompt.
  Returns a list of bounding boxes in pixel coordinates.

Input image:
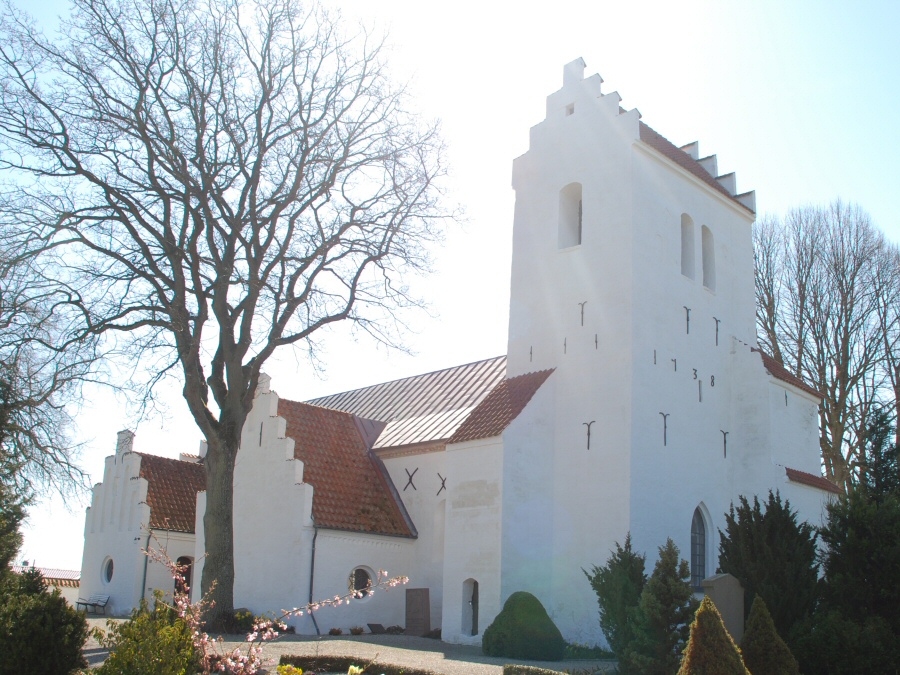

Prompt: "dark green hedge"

[501,665,565,675]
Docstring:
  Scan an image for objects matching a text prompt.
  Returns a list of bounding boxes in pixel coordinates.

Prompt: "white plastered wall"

[80,449,198,615]
[304,530,416,633]
[227,378,431,634]
[503,60,831,646]
[80,451,149,615]
[381,449,446,629]
[230,378,317,630]
[441,436,504,645]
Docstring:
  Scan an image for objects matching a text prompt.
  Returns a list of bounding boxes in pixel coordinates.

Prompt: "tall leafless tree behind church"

[0,0,450,625]
[754,202,900,490]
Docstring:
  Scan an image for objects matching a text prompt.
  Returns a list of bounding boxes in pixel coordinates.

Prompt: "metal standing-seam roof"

[10,566,81,587]
[307,356,508,449]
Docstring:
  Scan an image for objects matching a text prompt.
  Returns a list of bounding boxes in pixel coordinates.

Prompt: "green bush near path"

[0,567,88,675]
[279,654,443,675]
[482,592,566,661]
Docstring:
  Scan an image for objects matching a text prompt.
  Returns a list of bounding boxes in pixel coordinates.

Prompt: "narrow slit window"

[691,508,706,590]
[702,225,716,290]
[681,214,695,279]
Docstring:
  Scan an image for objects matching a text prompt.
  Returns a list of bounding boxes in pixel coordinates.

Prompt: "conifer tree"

[741,596,800,675]
[718,491,818,642]
[620,539,698,675]
[584,533,647,659]
[678,596,748,675]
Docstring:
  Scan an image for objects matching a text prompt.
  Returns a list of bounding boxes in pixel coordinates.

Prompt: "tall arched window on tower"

[681,214,695,278]
[691,508,706,590]
[558,182,583,248]
[702,225,716,291]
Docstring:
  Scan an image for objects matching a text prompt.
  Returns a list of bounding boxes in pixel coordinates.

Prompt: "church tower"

[500,59,823,641]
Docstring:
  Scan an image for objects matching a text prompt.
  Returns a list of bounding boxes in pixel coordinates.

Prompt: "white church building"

[79,59,840,645]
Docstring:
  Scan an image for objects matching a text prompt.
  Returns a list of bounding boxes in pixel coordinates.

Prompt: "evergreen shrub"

[96,594,198,675]
[0,569,88,675]
[793,609,899,675]
[791,492,900,674]
[482,591,565,661]
[718,491,818,644]
[619,539,698,675]
[740,596,799,675]
[583,533,646,659]
[677,596,748,675]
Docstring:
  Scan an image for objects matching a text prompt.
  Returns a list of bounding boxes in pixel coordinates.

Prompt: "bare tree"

[754,202,893,490]
[0,0,449,625]
[0,254,94,499]
[873,242,900,450]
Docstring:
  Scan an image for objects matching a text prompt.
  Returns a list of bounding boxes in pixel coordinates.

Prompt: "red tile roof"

[278,399,415,538]
[137,454,206,533]
[786,467,842,495]
[449,370,554,444]
[638,122,754,214]
[754,350,822,399]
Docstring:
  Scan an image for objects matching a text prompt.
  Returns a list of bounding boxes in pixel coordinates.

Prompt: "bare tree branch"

[753,202,895,490]
[0,0,451,625]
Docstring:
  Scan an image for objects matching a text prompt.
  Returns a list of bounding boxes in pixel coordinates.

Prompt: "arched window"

[558,183,583,248]
[702,225,716,290]
[350,567,372,598]
[176,556,193,594]
[691,508,706,590]
[681,214,695,279]
[462,578,479,636]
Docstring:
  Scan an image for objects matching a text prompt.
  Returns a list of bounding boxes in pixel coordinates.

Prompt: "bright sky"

[16,0,900,570]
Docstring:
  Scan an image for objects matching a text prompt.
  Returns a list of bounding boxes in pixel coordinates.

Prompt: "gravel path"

[85,619,618,674]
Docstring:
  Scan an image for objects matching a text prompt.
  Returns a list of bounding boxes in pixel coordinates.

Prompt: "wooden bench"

[76,593,110,615]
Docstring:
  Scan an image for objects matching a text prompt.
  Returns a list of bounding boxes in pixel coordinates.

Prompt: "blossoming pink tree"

[145,545,408,675]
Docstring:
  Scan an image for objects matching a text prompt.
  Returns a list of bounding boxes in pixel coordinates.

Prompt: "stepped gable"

[308,356,507,449]
[136,453,206,533]
[638,122,754,213]
[753,349,822,399]
[277,398,415,538]
[786,467,842,495]
[449,369,554,444]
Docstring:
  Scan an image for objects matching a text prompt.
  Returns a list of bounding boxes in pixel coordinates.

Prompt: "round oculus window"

[103,558,114,583]
[350,567,372,598]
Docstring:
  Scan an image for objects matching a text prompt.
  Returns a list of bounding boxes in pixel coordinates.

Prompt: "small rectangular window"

[565,103,575,116]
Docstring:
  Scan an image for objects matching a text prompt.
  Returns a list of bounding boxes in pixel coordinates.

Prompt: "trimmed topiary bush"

[741,596,799,675]
[0,569,88,675]
[677,596,748,675]
[482,591,565,661]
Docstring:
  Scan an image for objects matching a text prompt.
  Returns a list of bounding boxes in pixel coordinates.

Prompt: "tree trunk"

[201,433,238,629]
